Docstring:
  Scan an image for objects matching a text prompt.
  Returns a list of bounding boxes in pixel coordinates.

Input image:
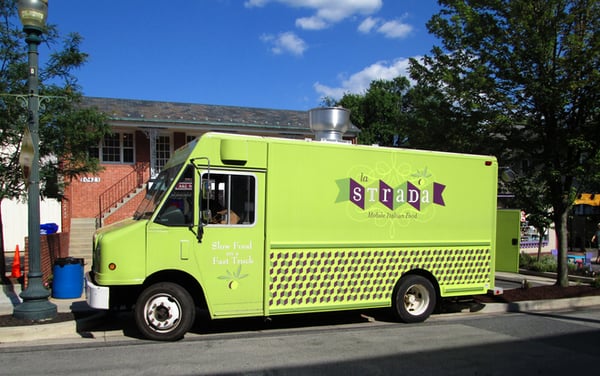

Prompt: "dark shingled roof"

[82,97,360,137]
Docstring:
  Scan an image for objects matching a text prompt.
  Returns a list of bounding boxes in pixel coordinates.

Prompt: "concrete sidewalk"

[1,271,600,346]
[0,276,104,346]
[1,278,91,316]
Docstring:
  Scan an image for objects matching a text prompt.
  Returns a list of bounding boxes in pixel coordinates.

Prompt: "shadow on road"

[79,297,486,340]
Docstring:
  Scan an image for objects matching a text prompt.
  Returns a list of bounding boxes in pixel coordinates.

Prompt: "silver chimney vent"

[309,107,350,142]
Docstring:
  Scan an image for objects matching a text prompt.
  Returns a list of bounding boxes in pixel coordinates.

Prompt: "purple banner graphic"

[341,175,446,213]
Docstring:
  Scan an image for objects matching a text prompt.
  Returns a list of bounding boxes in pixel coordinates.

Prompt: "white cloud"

[261,32,307,56]
[377,19,413,38]
[244,0,268,7]
[245,0,382,29]
[296,16,328,30]
[358,16,379,34]
[358,16,413,39]
[314,58,415,99]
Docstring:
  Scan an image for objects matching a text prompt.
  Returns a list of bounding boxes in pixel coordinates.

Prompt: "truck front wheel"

[135,282,196,341]
[392,275,436,323]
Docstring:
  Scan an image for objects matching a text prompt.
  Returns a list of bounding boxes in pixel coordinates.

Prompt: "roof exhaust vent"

[309,107,350,142]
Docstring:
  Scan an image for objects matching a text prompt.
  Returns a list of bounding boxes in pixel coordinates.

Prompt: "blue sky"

[46,0,441,110]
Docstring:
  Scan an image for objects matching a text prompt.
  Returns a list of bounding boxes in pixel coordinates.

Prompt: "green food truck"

[86,107,500,341]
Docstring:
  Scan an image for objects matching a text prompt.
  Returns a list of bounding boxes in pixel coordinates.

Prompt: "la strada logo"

[336,170,446,212]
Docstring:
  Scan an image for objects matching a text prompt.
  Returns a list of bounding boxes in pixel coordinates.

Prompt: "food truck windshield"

[133,163,184,220]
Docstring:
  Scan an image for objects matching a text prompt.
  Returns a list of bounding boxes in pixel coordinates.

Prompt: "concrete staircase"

[69,218,96,267]
[69,183,146,269]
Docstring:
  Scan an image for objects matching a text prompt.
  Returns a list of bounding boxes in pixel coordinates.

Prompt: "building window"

[91,132,135,164]
[186,135,198,144]
[155,135,171,171]
[102,133,120,162]
[122,133,134,163]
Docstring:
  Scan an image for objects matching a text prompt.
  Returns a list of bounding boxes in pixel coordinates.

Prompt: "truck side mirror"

[193,223,204,243]
[187,223,204,243]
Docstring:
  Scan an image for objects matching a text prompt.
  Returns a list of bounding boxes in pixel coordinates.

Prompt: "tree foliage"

[334,77,411,146]
[0,0,110,276]
[402,83,506,156]
[330,74,507,156]
[506,171,554,260]
[410,0,600,286]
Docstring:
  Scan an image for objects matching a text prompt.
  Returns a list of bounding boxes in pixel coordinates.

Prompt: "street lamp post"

[13,0,57,321]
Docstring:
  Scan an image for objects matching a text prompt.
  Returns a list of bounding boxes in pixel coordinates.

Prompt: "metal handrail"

[97,162,148,227]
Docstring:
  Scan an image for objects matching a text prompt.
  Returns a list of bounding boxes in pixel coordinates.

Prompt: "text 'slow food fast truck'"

[85,107,500,341]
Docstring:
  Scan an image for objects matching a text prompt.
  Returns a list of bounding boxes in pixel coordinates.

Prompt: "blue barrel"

[52,257,84,299]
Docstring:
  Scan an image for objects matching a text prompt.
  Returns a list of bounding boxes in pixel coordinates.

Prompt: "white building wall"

[1,198,61,253]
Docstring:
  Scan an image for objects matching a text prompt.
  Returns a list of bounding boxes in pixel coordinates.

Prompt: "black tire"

[392,275,436,323]
[134,282,196,341]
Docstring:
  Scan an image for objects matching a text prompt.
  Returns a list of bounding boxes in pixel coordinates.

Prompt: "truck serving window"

[133,163,184,221]
[201,173,255,226]
[155,166,195,226]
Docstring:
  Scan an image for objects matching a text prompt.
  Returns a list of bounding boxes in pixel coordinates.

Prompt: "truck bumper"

[85,272,110,310]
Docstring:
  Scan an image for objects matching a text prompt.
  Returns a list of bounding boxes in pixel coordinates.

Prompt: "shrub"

[567,263,578,274]
[519,252,534,268]
[529,255,557,273]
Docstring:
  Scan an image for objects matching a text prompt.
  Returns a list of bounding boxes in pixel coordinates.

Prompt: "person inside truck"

[206,199,240,224]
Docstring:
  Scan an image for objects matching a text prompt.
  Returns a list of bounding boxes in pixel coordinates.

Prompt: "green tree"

[329,75,506,156]
[507,172,554,260]
[0,1,109,278]
[402,83,507,156]
[334,77,411,147]
[411,0,600,286]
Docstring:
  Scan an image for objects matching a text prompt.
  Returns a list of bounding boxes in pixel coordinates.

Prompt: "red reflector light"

[485,161,493,166]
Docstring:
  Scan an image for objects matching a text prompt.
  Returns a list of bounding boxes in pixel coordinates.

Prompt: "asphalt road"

[1,305,599,375]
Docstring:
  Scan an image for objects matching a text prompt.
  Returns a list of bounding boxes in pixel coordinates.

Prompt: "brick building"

[61,97,359,258]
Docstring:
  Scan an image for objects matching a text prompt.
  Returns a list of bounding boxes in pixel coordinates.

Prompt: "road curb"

[506,295,600,312]
[480,296,600,314]
[3,296,600,345]
[0,320,77,344]
[516,269,597,284]
[0,311,106,344]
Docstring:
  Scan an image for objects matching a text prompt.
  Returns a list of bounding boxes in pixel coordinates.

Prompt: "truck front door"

[197,171,265,317]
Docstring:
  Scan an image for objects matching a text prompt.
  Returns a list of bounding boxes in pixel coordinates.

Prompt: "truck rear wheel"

[392,275,436,323]
[135,282,195,341]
